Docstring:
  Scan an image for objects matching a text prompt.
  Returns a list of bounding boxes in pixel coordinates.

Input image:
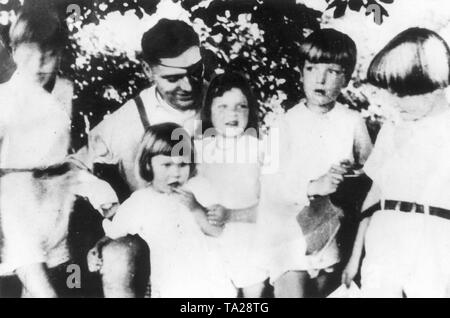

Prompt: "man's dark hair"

[141,19,200,65]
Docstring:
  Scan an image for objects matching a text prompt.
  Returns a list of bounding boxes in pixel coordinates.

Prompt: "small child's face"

[302,61,347,109]
[210,87,249,137]
[13,42,60,87]
[151,155,190,193]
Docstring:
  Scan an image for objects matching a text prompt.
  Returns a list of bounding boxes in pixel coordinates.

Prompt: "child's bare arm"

[173,188,223,237]
[342,183,380,287]
[342,216,371,287]
[15,263,57,298]
[191,206,224,237]
[207,204,258,224]
[353,117,373,165]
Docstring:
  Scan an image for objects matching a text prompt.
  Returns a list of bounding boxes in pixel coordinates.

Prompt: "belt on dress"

[361,200,450,221]
[0,162,72,178]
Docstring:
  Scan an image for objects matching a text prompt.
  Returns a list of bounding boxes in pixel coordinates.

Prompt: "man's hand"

[206,204,229,227]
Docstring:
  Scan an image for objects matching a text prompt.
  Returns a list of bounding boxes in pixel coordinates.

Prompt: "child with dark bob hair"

[191,71,269,297]
[199,71,259,136]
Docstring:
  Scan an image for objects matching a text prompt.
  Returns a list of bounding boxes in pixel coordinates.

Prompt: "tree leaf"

[333,1,347,18]
[348,0,364,11]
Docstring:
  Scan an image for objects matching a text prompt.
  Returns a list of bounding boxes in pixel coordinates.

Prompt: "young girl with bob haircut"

[96,122,235,298]
[343,27,450,298]
[190,71,269,297]
[259,28,373,298]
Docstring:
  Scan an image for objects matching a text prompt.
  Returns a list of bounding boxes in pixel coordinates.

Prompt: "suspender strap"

[134,95,150,130]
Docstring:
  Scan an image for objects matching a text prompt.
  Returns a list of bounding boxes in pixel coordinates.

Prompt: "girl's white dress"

[103,186,236,298]
[191,134,269,288]
[259,100,372,283]
[361,110,450,297]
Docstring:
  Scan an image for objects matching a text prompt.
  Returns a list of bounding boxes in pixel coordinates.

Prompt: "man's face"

[148,46,203,111]
[13,42,60,87]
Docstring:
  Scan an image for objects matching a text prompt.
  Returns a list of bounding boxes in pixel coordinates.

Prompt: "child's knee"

[100,235,150,295]
[102,235,149,272]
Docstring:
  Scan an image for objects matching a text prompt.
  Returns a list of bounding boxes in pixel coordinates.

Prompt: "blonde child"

[0,6,118,298]
[342,27,450,298]
[259,29,373,298]
[190,71,269,297]
[92,123,235,298]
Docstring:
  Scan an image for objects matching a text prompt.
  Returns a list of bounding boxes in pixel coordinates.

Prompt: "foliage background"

[2,0,450,148]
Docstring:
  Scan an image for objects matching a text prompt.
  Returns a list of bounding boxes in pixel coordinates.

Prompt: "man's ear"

[142,61,153,81]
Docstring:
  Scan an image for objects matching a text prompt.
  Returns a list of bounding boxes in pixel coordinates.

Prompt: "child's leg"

[100,235,150,298]
[241,281,266,298]
[273,270,308,298]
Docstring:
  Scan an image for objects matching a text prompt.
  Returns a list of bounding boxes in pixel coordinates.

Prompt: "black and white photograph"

[0,0,450,300]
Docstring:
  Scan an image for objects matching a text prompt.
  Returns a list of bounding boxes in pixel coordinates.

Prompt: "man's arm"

[68,110,121,172]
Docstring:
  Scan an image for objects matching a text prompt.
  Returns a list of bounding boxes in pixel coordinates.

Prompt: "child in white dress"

[342,27,450,298]
[191,72,269,297]
[99,123,235,298]
[259,29,372,297]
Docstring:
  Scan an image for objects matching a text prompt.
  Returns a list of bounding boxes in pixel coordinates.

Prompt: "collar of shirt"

[298,99,343,121]
[147,86,198,121]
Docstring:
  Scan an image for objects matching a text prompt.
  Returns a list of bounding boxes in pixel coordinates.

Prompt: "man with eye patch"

[73,19,205,200]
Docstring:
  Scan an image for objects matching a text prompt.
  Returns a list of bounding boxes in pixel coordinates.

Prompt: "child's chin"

[222,127,245,137]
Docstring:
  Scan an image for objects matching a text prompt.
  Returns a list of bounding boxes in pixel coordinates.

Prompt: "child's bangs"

[302,43,352,68]
[152,136,193,160]
[150,137,177,157]
[368,29,450,97]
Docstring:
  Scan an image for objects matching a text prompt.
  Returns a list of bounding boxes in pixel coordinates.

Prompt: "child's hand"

[341,255,360,288]
[100,202,119,219]
[87,246,103,273]
[173,188,201,211]
[206,224,225,237]
[308,164,346,196]
[207,204,229,226]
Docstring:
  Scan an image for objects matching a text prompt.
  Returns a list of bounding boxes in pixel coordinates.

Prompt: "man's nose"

[179,76,193,92]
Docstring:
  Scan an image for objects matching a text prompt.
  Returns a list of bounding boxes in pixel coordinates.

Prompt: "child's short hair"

[200,71,259,136]
[136,123,196,182]
[9,6,67,53]
[367,27,450,97]
[299,28,357,82]
[141,19,200,65]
